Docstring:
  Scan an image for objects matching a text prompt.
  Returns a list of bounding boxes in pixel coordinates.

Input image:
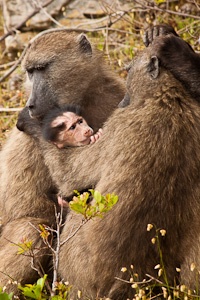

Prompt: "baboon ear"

[147,56,159,79]
[118,92,130,108]
[77,34,92,57]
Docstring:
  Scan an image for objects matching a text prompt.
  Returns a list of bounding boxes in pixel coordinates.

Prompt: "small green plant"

[51,281,72,300]
[8,190,118,299]
[69,189,118,220]
[14,236,33,255]
[18,275,48,300]
[0,287,13,300]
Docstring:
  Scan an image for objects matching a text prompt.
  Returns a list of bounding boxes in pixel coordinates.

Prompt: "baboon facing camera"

[0,30,125,289]
[22,36,200,299]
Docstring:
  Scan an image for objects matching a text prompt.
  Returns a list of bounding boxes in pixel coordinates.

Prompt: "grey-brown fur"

[0,30,125,288]
[35,37,200,298]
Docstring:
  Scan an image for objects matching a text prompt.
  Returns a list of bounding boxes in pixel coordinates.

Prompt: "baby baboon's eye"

[78,119,83,124]
[69,124,76,130]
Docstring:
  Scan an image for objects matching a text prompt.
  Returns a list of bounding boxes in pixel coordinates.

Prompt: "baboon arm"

[143,24,178,47]
[16,107,42,140]
[16,107,100,196]
[41,141,101,197]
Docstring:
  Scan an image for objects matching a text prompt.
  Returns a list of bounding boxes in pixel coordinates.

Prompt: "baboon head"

[119,49,161,108]
[22,31,96,120]
[126,41,180,108]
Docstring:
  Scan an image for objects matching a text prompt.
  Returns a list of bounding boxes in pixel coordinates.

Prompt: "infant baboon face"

[51,112,94,148]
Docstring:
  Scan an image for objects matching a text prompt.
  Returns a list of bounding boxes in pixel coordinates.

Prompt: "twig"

[32,0,64,28]
[104,24,111,64]
[0,108,23,112]
[60,218,87,246]
[0,44,30,83]
[133,0,200,20]
[0,0,55,43]
[4,235,52,294]
[146,273,200,298]
[51,204,63,295]
[0,61,16,69]
[115,276,153,285]
[145,274,164,285]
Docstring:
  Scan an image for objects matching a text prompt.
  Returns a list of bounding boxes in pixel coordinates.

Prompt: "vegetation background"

[0,0,199,148]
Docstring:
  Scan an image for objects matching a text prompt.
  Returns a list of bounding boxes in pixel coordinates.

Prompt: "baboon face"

[47,111,93,148]
[22,32,93,120]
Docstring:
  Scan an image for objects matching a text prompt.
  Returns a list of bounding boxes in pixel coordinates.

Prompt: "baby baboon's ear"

[147,56,159,79]
[77,34,92,57]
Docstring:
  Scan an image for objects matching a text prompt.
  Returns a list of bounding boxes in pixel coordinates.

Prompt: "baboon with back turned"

[144,32,200,101]
[0,30,125,289]
[21,35,200,299]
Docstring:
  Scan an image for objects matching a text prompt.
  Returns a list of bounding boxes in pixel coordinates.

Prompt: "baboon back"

[38,38,200,299]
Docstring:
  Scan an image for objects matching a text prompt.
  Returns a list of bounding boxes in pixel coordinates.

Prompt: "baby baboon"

[42,105,102,148]
[0,30,125,289]
[22,35,200,299]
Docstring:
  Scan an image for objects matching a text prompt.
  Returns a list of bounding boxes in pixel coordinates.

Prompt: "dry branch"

[0,0,55,43]
[0,108,23,112]
[0,44,30,83]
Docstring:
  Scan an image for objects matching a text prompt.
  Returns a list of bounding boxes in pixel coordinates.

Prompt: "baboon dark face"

[23,33,93,119]
[25,67,58,119]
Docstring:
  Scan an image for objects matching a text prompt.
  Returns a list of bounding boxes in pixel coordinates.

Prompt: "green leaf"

[21,288,38,299]
[8,293,13,300]
[73,190,80,196]
[94,191,101,203]
[88,189,94,197]
[37,274,47,290]
[0,293,13,300]
[106,193,110,202]
[33,286,42,298]
[99,203,105,212]
[154,0,166,3]
[69,203,85,214]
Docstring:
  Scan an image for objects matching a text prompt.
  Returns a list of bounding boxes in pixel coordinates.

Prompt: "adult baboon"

[0,30,125,288]
[21,36,200,299]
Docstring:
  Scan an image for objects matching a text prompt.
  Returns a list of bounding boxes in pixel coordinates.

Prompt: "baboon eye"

[78,119,83,124]
[125,64,131,73]
[27,68,34,79]
[69,124,76,130]
[27,68,34,74]
[36,66,46,71]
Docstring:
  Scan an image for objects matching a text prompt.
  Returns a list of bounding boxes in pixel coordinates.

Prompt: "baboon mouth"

[81,137,91,145]
[28,110,44,121]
